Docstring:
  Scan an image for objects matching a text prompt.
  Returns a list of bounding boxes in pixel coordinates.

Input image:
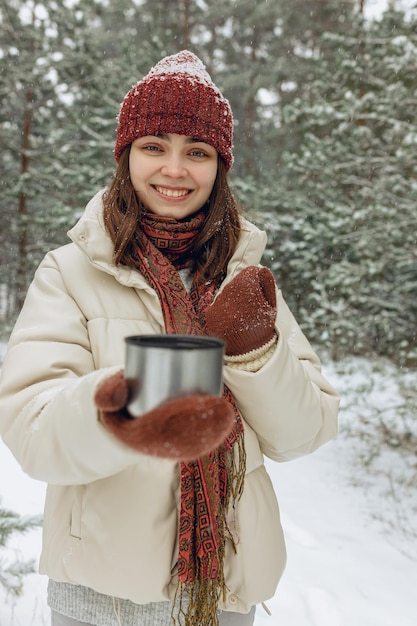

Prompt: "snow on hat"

[114,50,234,171]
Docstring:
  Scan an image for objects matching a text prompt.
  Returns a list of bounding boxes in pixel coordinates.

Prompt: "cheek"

[201,178,215,201]
[128,153,148,185]
[207,176,217,196]
[204,167,218,193]
[129,165,144,189]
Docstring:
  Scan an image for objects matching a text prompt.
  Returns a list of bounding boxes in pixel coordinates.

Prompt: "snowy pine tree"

[1,2,415,366]
[266,9,417,365]
[0,500,41,597]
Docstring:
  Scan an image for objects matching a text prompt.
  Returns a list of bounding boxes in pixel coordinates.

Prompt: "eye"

[143,144,163,153]
[131,138,163,153]
[189,148,209,158]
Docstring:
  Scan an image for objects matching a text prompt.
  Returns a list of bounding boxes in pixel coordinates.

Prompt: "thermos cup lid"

[125,335,225,350]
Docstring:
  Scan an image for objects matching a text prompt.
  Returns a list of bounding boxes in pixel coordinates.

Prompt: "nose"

[160,154,188,179]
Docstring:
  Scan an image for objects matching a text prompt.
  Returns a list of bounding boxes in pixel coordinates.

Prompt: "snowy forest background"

[0,0,416,617]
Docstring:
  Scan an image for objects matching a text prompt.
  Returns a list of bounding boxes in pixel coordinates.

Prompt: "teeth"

[155,186,189,198]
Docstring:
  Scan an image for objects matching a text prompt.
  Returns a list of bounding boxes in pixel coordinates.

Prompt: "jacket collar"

[68,188,267,288]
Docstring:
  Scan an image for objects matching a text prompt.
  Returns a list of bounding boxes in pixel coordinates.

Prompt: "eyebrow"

[154,134,207,144]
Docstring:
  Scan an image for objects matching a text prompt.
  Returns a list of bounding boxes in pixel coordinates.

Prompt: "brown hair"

[102,146,242,282]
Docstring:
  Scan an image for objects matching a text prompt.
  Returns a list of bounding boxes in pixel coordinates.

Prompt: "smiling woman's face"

[129,133,218,219]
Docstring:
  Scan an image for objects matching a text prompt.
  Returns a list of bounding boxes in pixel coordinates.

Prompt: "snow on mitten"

[94,371,235,461]
[205,266,277,356]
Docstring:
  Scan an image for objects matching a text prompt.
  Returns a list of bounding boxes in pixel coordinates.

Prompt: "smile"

[154,186,191,198]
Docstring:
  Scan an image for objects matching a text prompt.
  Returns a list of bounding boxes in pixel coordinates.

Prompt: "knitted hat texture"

[114,50,233,171]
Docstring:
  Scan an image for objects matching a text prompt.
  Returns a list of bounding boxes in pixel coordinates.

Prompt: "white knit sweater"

[48,580,175,625]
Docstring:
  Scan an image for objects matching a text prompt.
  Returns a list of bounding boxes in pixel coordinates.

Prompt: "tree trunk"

[16,82,33,312]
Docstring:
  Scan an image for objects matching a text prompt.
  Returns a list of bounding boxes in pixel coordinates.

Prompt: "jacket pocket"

[70,485,85,539]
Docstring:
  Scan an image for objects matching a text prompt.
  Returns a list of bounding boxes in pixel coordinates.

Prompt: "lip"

[153,185,193,200]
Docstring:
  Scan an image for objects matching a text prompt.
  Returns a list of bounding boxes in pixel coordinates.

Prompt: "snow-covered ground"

[0,356,416,625]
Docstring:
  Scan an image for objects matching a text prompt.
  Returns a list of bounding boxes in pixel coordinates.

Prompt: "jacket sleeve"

[222,289,340,462]
[0,253,143,486]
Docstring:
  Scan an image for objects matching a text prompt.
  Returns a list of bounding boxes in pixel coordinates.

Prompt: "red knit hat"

[114,50,234,171]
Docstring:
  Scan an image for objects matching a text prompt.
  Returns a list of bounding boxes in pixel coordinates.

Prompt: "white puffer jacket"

[0,190,339,613]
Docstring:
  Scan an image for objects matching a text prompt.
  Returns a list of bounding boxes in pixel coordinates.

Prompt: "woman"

[0,51,339,626]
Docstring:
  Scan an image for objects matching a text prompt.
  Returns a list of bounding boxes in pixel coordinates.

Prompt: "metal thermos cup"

[124,334,225,418]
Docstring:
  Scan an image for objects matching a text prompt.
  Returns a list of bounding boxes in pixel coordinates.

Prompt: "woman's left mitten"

[205,266,277,356]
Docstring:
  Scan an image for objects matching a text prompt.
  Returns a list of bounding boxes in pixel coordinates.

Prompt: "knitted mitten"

[205,266,277,356]
[94,371,235,461]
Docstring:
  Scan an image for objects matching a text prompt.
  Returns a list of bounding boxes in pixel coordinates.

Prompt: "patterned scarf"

[141,211,204,270]
[133,212,246,625]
